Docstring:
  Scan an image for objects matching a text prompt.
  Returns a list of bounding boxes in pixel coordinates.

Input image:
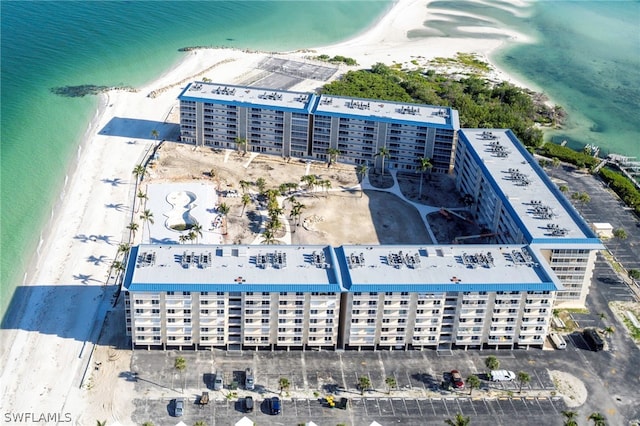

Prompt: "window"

[168,318,176,323]
[167,309,176,314]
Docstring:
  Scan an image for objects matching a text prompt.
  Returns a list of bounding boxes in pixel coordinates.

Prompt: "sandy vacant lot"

[144,143,451,247]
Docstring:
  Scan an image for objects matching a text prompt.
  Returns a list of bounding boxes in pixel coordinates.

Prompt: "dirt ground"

[145,143,445,246]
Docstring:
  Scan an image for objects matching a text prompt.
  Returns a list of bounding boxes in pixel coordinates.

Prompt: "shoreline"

[0,0,544,422]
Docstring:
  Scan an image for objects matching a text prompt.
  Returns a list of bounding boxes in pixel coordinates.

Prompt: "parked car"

[450,370,465,389]
[213,372,224,390]
[583,328,604,351]
[245,368,255,390]
[244,396,254,412]
[174,398,184,417]
[267,396,281,415]
[490,370,516,382]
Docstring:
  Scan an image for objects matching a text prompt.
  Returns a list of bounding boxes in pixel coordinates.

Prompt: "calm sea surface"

[1,1,639,316]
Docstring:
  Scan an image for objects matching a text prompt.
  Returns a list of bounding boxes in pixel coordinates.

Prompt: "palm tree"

[178,234,189,244]
[290,203,305,231]
[174,356,187,393]
[191,223,203,243]
[516,371,531,394]
[286,195,297,207]
[467,374,480,396]
[239,180,250,193]
[588,412,606,426]
[612,228,627,258]
[385,376,397,394]
[602,326,614,337]
[358,376,371,395]
[356,163,369,197]
[136,189,148,213]
[255,177,267,193]
[112,260,125,273]
[217,203,230,235]
[241,193,251,216]
[327,147,340,167]
[417,157,432,199]
[96,421,107,426]
[279,377,290,395]
[444,413,470,426]
[301,174,317,192]
[151,129,159,143]
[193,422,207,426]
[117,242,130,257]
[484,355,500,373]
[562,410,578,426]
[140,209,154,243]
[559,184,569,194]
[235,137,248,154]
[126,222,139,241]
[551,157,561,177]
[132,164,146,182]
[267,217,283,234]
[376,146,390,175]
[260,229,277,245]
[142,422,155,426]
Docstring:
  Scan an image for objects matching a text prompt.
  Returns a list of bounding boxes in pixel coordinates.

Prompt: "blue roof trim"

[312,111,455,130]
[128,283,344,293]
[179,96,313,115]
[504,131,599,239]
[344,282,558,293]
[531,238,603,246]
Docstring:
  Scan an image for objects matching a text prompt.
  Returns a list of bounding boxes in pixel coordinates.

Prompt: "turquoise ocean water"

[1,1,639,317]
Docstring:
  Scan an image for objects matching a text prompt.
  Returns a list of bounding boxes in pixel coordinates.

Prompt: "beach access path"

[0,0,536,423]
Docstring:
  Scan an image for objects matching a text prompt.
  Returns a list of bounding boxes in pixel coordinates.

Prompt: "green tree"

[240,193,251,216]
[376,146,390,176]
[602,326,614,337]
[136,190,148,213]
[559,184,569,194]
[261,229,277,245]
[96,421,107,426]
[358,376,371,395]
[126,222,139,241]
[191,223,203,243]
[444,413,470,426]
[179,234,189,244]
[588,412,606,426]
[151,129,159,142]
[516,371,530,394]
[279,377,290,395]
[132,164,146,182]
[193,421,207,426]
[139,209,154,243]
[217,203,230,235]
[385,376,397,394]
[484,355,500,373]
[417,157,432,199]
[356,163,369,197]
[142,422,154,426]
[235,137,248,154]
[467,374,481,396]
[301,174,317,192]
[255,177,267,193]
[117,242,130,257]
[175,356,187,393]
[327,147,340,167]
[612,228,628,258]
[551,157,561,177]
[562,410,578,426]
[239,180,250,193]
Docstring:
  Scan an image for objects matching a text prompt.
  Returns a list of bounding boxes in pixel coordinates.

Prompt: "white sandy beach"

[0,0,535,423]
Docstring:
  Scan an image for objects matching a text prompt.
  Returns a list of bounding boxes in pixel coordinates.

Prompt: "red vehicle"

[450,370,465,389]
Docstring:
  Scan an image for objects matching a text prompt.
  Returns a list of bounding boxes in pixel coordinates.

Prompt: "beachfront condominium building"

[454,129,602,306]
[124,88,604,351]
[124,243,558,351]
[178,82,460,173]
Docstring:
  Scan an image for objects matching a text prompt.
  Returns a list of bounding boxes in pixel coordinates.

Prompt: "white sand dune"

[0,0,536,423]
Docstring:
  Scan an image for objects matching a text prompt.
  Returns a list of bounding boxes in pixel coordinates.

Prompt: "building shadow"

[99,117,180,140]
[1,284,119,346]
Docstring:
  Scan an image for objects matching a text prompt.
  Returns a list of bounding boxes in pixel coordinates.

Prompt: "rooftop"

[313,94,459,129]
[178,82,316,114]
[125,243,558,293]
[459,129,601,245]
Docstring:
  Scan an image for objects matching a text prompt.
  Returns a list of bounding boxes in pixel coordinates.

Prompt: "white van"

[490,370,516,382]
[549,332,567,349]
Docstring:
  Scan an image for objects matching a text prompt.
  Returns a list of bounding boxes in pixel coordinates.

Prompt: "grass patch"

[622,318,640,342]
